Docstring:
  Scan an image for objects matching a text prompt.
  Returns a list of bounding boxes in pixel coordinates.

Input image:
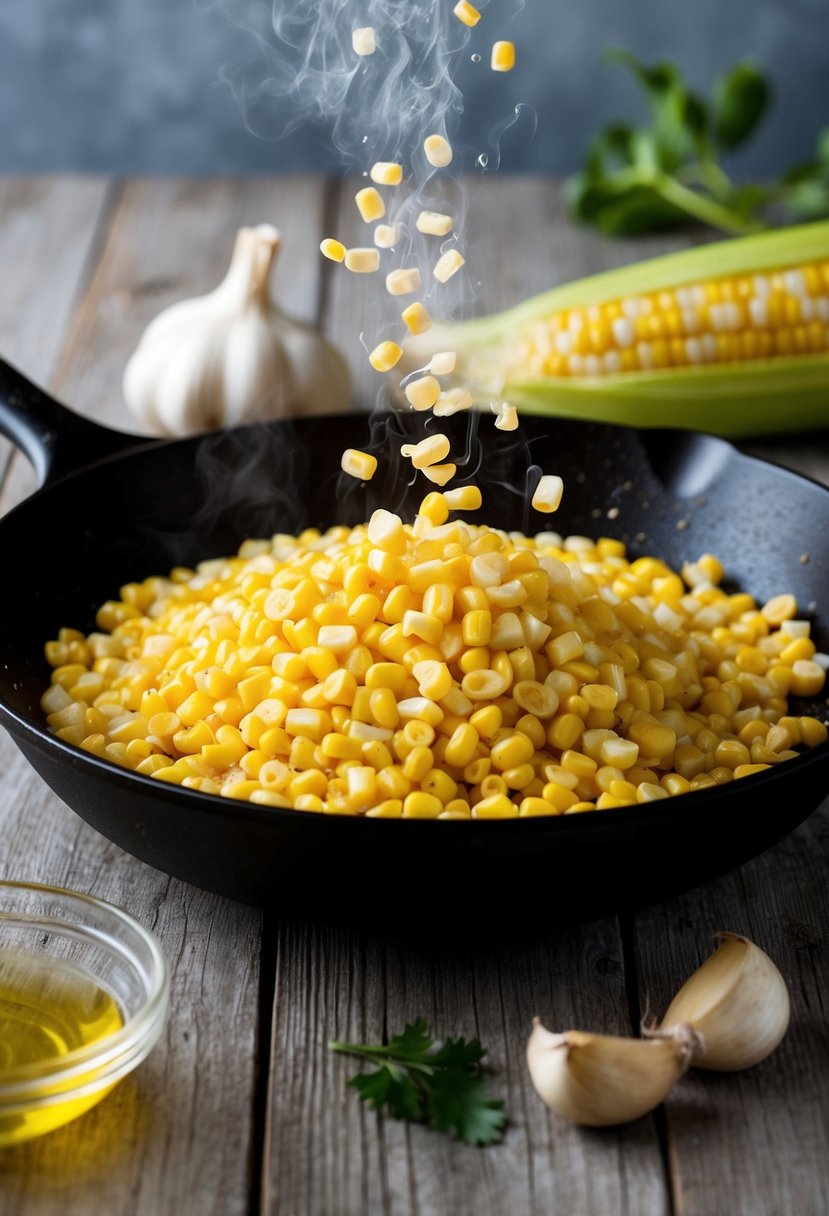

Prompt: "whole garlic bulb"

[526,1020,700,1127]
[123,224,350,436]
[658,933,790,1071]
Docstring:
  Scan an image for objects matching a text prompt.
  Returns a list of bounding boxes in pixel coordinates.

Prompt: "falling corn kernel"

[341,449,377,480]
[433,249,466,283]
[491,41,515,71]
[405,375,441,411]
[494,402,519,431]
[369,341,403,372]
[416,210,453,236]
[370,161,403,186]
[444,485,482,510]
[424,135,453,168]
[374,224,400,249]
[368,509,406,554]
[344,247,380,273]
[320,238,346,263]
[434,388,473,416]
[352,27,376,55]
[355,186,385,223]
[422,463,457,486]
[454,0,481,26]
[532,475,564,513]
[405,434,451,469]
[430,351,457,375]
[386,268,422,296]
[401,302,432,334]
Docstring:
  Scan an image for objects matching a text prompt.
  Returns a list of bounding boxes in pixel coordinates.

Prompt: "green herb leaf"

[712,63,770,149]
[330,1021,506,1146]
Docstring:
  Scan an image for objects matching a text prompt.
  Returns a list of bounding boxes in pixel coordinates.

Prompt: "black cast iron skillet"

[0,357,827,920]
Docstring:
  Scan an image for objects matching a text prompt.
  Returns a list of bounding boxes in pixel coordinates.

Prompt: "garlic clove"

[526,1018,698,1127]
[659,933,790,1071]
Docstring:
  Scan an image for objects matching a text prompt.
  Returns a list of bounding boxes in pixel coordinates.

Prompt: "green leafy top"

[567,52,829,237]
[329,1018,506,1146]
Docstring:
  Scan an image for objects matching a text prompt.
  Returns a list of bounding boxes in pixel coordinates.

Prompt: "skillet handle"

[0,358,148,488]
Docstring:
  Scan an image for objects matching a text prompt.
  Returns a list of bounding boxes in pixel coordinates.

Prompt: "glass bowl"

[0,880,169,1147]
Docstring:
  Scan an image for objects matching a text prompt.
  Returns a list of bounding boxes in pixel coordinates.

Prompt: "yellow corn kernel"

[416,210,453,237]
[422,464,457,487]
[370,161,403,185]
[512,680,558,719]
[433,249,465,282]
[413,659,453,701]
[344,247,380,273]
[789,659,825,697]
[402,302,433,335]
[800,716,828,746]
[369,340,403,372]
[424,134,453,168]
[374,224,400,248]
[402,791,443,819]
[474,794,519,819]
[453,0,481,26]
[405,375,441,411]
[320,238,346,262]
[341,449,378,481]
[366,799,404,819]
[491,40,515,72]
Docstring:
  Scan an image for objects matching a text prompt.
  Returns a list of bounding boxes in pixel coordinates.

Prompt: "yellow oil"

[0,948,123,1146]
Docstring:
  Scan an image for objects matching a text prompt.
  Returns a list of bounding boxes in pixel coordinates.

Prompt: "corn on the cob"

[42,495,827,817]
[404,222,829,435]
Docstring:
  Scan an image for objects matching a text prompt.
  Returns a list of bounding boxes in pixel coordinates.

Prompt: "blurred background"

[1,0,826,176]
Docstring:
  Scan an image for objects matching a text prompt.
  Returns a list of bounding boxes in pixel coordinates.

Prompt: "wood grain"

[0,177,284,1216]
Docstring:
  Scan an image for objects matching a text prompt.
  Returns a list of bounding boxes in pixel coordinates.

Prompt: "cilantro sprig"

[329,1018,506,1146]
[566,51,829,237]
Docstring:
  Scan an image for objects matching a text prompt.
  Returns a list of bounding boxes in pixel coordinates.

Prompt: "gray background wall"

[1,0,826,175]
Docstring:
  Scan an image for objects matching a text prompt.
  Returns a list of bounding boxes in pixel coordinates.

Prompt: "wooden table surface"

[0,176,827,1216]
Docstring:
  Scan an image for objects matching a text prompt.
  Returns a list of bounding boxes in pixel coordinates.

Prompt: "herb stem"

[650,173,766,235]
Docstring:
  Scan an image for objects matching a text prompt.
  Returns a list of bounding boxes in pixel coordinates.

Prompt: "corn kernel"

[345,247,381,273]
[369,340,403,372]
[320,238,346,262]
[386,267,421,296]
[341,449,377,481]
[424,134,453,168]
[433,249,465,283]
[352,26,375,55]
[532,475,564,513]
[374,224,400,248]
[491,40,515,71]
[370,161,402,186]
[405,375,441,411]
[402,302,433,335]
[429,350,457,375]
[453,0,481,26]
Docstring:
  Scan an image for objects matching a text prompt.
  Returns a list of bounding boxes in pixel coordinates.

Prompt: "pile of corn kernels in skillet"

[41,485,827,818]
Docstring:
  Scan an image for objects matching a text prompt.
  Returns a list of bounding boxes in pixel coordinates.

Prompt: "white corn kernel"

[406,434,451,469]
[368,509,406,554]
[434,388,473,416]
[355,186,385,223]
[369,341,403,372]
[433,249,465,282]
[494,402,518,431]
[401,302,432,334]
[386,267,422,296]
[320,238,346,262]
[454,0,481,26]
[491,40,515,71]
[318,625,358,652]
[405,375,441,411]
[373,224,400,248]
[341,449,377,480]
[370,161,402,185]
[532,475,564,513]
[424,134,453,168]
[422,463,457,486]
[416,210,453,236]
[352,27,376,55]
[429,350,457,375]
[345,247,380,273]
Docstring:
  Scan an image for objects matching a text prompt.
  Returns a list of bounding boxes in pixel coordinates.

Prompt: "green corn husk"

[405,221,829,437]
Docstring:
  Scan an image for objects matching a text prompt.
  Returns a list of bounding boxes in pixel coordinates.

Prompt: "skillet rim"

[0,411,827,835]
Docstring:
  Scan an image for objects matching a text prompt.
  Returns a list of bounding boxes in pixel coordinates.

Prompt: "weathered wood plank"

[0,178,339,1214]
[632,800,829,1216]
[264,176,685,1216]
[0,175,113,495]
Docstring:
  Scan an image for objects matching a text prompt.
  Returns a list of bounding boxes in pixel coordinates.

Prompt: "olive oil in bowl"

[0,948,124,1146]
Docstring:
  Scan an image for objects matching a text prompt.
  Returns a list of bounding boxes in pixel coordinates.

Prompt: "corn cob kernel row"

[513,262,829,379]
[42,499,827,818]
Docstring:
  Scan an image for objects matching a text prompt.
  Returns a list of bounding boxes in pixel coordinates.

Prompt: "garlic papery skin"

[526,1019,699,1127]
[658,933,790,1071]
[123,224,351,436]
